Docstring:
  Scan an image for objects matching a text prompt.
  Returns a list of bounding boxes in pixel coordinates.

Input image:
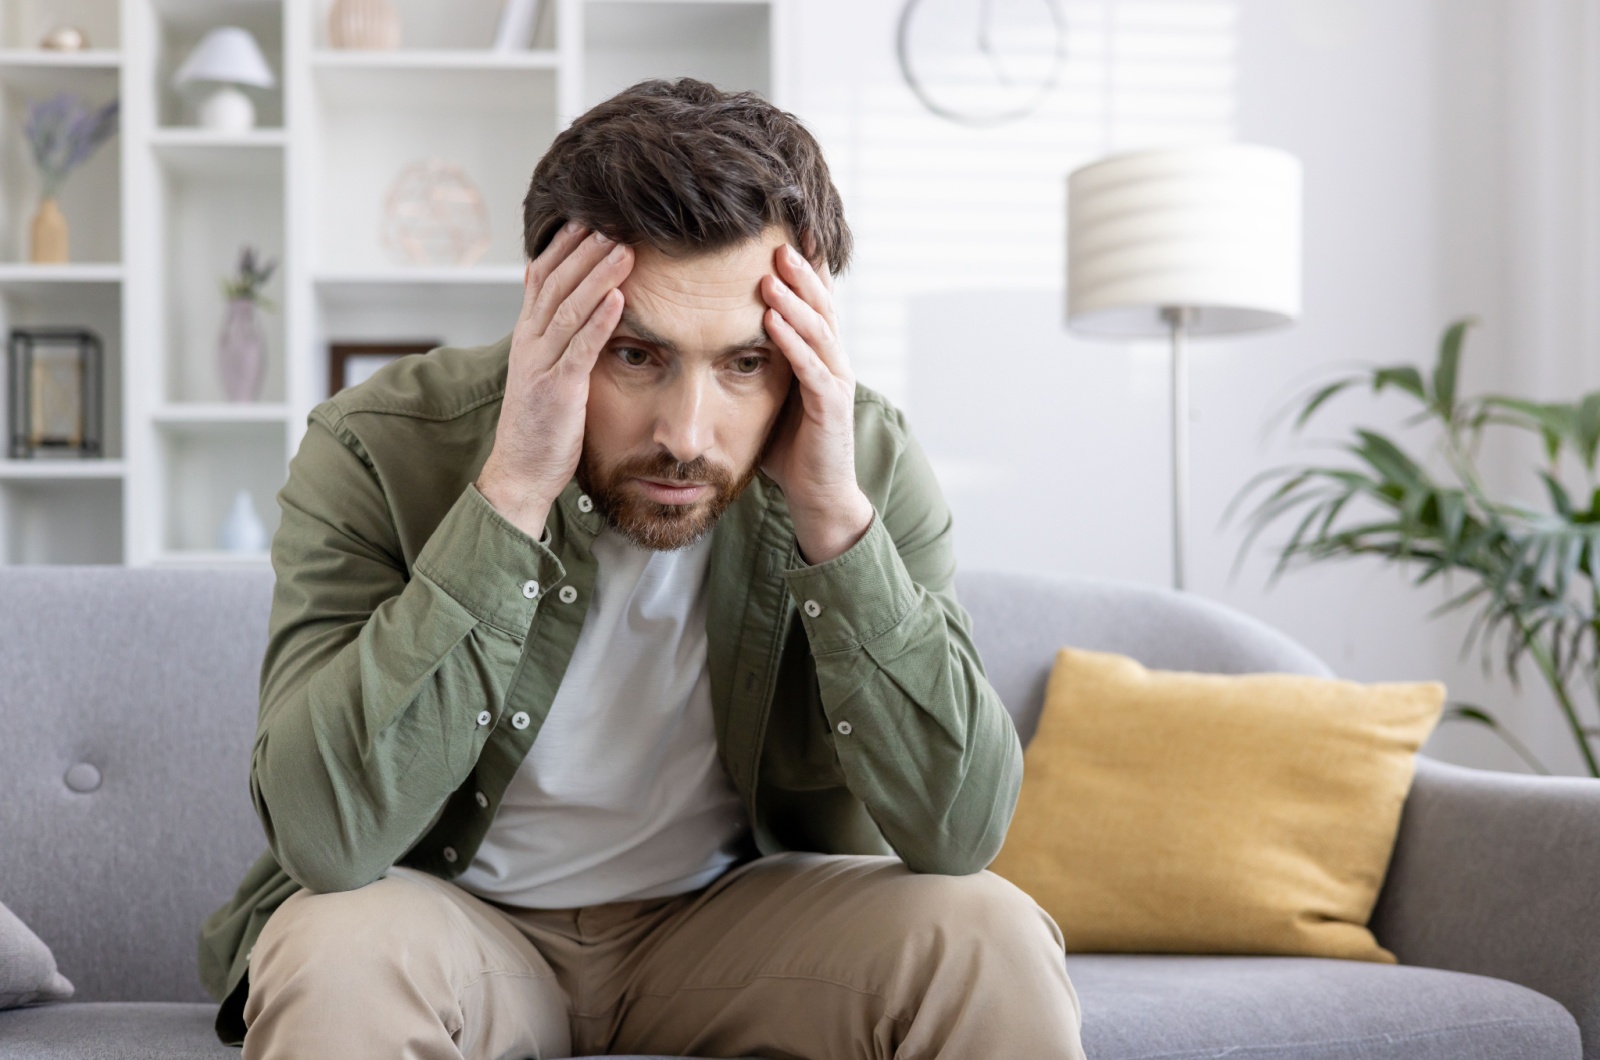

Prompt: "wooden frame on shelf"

[328,340,440,396]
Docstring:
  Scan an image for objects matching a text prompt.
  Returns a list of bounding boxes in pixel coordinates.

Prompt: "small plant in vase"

[218,246,277,402]
[23,93,119,263]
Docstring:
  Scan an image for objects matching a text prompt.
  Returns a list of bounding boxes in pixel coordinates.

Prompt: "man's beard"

[575,440,765,552]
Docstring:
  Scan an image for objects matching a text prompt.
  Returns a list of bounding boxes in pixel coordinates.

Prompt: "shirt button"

[577,494,594,513]
[803,599,822,618]
[476,710,492,727]
[512,711,531,730]
[558,585,578,604]
[442,846,458,863]
[836,720,853,736]
[475,791,489,809]
[521,579,539,599]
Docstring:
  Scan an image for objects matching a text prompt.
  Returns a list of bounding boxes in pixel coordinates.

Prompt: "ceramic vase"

[217,297,265,402]
[29,197,68,263]
[218,489,268,553]
[328,0,401,49]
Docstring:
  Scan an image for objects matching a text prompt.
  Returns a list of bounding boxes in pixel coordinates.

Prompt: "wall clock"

[896,0,1068,127]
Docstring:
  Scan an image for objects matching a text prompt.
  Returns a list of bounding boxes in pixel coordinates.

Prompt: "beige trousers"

[241,851,1085,1059]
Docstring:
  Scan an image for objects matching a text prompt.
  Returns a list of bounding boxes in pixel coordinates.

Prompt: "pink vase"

[217,297,265,402]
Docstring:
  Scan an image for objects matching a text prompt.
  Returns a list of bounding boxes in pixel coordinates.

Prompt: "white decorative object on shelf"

[329,0,402,50]
[172,27,277,133]
[493,0,544,50]
[381,159,492,267]
[39,26,90,51]
[217,489,268,552]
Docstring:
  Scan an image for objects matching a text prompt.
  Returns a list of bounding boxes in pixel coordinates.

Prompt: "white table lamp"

[172,27,276,133]
[1066,143,1302,590]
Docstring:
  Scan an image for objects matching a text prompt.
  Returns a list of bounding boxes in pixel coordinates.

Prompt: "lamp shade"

[172,27,276,88]
[1066,143,1302,338]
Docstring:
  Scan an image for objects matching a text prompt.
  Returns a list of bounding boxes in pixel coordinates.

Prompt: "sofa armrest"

[1371,754,1600,1057]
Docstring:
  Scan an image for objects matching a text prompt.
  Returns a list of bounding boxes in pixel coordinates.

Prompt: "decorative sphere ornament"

[381,158,492,267]
[39,25,89,51]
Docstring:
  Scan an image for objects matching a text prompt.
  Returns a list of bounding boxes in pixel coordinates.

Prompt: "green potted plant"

[1232,318,1600,776]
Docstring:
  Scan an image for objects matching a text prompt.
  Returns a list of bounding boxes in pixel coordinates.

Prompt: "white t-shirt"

[452,526,751,909]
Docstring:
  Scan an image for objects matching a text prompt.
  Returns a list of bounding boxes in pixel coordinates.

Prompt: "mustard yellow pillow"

[988,647,1444,962]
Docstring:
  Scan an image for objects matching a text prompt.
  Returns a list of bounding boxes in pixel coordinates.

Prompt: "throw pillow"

[988,647,1445,962]
[0,898,74,1008]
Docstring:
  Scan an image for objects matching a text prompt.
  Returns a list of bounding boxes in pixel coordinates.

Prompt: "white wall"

[784,0,1600,775]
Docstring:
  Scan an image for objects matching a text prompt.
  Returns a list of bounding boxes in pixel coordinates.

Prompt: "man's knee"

[886,868,1064,954]
[251,872,461,983]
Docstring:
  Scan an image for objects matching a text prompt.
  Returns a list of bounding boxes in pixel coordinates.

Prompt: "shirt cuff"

[412,482,565,639]
[781,509,919,654]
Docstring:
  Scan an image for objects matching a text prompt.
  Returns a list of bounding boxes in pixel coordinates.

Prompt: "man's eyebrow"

[617,308,772,359]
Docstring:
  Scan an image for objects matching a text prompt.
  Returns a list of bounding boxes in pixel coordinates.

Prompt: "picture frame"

[7,327,103,459]
[327,340,441,397]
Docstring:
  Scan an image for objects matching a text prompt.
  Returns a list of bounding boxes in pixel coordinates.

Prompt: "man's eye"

[732,355,765,375]
[617,347,650,367]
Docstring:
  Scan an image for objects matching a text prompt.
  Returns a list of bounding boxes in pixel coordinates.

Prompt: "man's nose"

[652,373,713,465]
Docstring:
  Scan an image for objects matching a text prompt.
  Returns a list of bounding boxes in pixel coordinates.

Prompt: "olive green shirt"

[197,333,1023,1046]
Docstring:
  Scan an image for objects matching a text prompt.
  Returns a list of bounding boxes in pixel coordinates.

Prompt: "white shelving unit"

[0,0,783,566]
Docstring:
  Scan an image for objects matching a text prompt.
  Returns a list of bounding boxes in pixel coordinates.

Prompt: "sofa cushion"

[0,899,72,1010]
[0,957,1575,1060]
[0,1003,737,1059]
[990,649,1444,963]
[1072,954,1581,1059]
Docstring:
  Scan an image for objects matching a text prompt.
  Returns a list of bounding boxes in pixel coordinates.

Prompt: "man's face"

[577,225,797,551]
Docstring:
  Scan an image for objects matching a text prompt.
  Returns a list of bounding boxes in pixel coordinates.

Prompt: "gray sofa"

[0,566,1593,1059]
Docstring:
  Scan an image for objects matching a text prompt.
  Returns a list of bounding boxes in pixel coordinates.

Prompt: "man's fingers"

[545,242,633,349]
[763,275,847,376]
[776,244,841,336]
[558,288,626,377]
[528,230,620,335]
[522,221,590,321]
[766,307,837,409]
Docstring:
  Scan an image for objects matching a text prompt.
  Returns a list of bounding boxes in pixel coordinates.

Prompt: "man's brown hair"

[522,78,852,275]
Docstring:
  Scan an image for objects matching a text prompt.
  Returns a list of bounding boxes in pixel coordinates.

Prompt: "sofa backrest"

[954,570,1334,742]
[0,565,1330,1003]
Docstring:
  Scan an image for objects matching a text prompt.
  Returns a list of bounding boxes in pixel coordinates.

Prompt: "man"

[198,78,1086,1059]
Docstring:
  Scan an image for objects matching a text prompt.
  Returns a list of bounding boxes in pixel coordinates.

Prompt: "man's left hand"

[760,243,874,566]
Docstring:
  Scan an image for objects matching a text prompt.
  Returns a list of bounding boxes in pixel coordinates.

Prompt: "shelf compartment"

[0,477,122,563]
[155,142,285,403]
[153,0,284,130]
[312,67,555,272]
[1,0,120,52]
[317,0,555,51]
[0,279,124,459]
[155,418,283,554]
[0,62,121,264]
[313,272,519,388]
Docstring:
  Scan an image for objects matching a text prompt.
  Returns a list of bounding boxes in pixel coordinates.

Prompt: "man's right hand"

[475,221,634,540]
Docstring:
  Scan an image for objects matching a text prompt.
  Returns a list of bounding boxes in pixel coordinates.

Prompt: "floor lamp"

[1065,144,1303,591]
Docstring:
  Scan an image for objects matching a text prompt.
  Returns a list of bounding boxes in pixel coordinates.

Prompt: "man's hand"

[476,222,634,540]
[760,243,874,565]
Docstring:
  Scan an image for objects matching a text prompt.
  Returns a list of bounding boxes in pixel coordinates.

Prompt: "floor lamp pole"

[1162,306,1195,591]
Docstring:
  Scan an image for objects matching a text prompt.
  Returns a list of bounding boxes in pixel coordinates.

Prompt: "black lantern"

[7,327,103,459]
